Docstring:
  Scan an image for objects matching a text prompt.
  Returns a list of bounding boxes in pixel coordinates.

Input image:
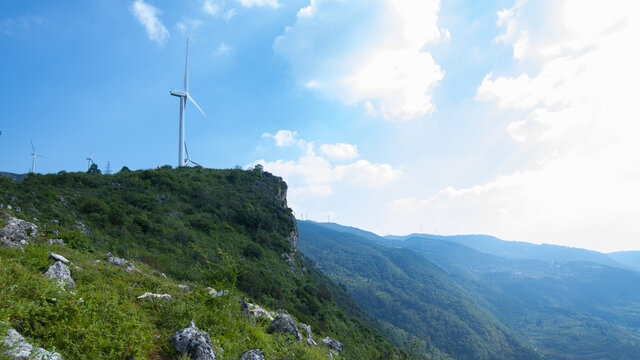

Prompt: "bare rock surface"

[267,313,301,341]
[1,328,63,360]
[206,287,228,298]
[240,349,265,360]
[240,300,274,321]
[0,214,38,248]
[322,337,344,352]
[170,321,216,360]
[45,261,75,288]
[178,284,190,292]
[48,253,69,264]
[137,292,172,301]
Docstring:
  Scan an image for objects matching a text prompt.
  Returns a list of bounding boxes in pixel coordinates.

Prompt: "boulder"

[267,313,301,341]
[178,284,190,292]
[169,321,216,360]
[1,328,63,360]
[322,337,344,352]
[45,261,75,288]
[48,253,69,264]
[240,300,274,321]
[137,292,172,301]
[240,349,265,360]
[305,338,318,347]
[0,214,38,248]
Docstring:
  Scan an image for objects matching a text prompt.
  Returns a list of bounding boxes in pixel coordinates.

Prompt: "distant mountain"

[304,221,640,359]
[386,233,623,268]
[299,221,541,360]
[608,251,640,272]
[0,171,27,182]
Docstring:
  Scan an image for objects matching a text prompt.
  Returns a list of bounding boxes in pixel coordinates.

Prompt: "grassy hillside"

[298,221,540,360]
[0,167,404,359]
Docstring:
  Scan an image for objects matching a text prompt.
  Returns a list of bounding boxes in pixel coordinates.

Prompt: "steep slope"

[298,221,540,360]
[0,168,403,359]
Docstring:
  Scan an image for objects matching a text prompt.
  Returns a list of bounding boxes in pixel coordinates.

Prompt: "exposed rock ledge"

[1,328,62,360]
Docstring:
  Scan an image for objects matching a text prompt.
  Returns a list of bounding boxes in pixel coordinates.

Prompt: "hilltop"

[0,167,403,359]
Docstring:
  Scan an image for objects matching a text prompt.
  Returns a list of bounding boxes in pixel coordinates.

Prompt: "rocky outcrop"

[0,214,38,248]
[1,328,63,360]
[240,349,265,360]
[71,221,90,235]
[240,300,274,321]
[170,321,216,360]
[104,253,140,273]
[45,261,75,288]
[322,337,344,352]
[267,313,301,341]
[299,323,317,346]
[48,253,69,264]
[178,284,190,292]
[137,292,172,301]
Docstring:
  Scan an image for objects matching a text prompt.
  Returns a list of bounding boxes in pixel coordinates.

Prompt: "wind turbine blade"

[184,142,191,160]
[187,95,206,116]
[189,159,202,167]
[30,138,35,153]
[184,38,189,92]
[38,154,47,159]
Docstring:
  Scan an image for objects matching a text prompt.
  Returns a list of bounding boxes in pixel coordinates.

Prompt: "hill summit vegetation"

[0,167,404,359]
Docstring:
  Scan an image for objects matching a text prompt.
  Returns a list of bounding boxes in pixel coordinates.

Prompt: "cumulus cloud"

[176,18,203,35]
[274,0,446,120]
[254,132,401,212]
[320,143,359,161]
[130,0,169,45]
[389,0,640,252]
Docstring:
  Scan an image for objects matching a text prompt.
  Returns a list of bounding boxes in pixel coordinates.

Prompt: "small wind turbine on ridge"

[29,139,47,173]
[170,38,206,167]
[86,150,95,169]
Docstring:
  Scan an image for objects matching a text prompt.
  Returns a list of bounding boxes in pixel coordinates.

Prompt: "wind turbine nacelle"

[170,90,187,97]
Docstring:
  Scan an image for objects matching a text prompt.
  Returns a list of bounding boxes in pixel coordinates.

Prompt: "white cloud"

[269,130,302,147]
[212,42,232,56]
[237,0,280,8]
[320,143,358,161]
[274,0,446,120]
[389,0,640,252]
[254,133,401,207]
[203,0,236,20]
[176,18,203,35]
[130,0,169,45]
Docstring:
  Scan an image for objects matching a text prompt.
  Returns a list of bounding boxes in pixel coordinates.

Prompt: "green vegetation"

[298,221,540,360]
[0,168,405,359]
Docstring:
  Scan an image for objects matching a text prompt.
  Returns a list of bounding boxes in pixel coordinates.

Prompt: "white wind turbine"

[86,150,95,169]
[170,39,206,167]
[29,139,46,173]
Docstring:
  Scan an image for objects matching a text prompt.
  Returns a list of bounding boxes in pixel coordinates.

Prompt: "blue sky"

[1,0,639,252]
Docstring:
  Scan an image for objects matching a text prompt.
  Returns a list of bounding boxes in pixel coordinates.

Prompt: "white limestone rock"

[170,321,216,360]
[1,328,63,360]
[44,261,75,289]
[137,292,172,301]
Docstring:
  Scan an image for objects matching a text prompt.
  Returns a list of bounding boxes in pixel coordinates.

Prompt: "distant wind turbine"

[29,139,46,173]
[170,39,206,167]
[86,151,95,169]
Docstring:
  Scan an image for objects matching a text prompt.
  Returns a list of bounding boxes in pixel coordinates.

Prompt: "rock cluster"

[1,328,63,360]
[240,349,265,360]
[299,323,317,346]
[104,253,140,273]
[267,313,301,341]
[322,337,344,352]
[206,287,228,298]
[170,321,217,360]
[48,253,69,264]
[0,214,38,248]
[240,300,274,321]
[45,261,75,289]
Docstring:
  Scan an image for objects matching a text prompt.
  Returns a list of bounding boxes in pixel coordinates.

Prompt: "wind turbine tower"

[29,139,46,173]
[170,39,206,167]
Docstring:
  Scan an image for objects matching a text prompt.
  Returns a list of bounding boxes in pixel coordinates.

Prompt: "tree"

[87,163,101,174]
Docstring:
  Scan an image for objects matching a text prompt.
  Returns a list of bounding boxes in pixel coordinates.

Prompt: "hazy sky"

[1,0,638,252]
